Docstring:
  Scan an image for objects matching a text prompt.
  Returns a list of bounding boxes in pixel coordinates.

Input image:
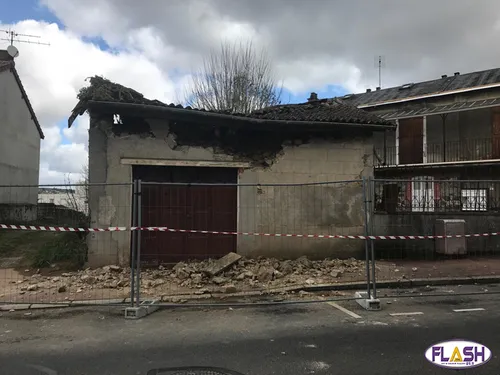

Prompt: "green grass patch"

[0,230,87,270]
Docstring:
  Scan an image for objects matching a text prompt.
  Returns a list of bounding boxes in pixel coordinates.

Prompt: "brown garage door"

[133,166,238,265]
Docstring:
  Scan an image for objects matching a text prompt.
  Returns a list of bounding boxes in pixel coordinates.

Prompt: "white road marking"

[27,365,58,375]
[389,312,424,317]
[453,308,485,312]
[324,301,362,319]
[301,343,318,348]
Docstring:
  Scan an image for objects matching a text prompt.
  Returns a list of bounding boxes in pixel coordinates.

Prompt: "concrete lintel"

[120,158,251,168]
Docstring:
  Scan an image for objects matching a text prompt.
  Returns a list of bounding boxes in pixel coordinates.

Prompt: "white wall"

[38,190,88,214]
[0,70,41,204]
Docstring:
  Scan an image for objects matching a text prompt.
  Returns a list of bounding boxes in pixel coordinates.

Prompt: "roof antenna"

[0,28,50,48]
[374,55,386,89]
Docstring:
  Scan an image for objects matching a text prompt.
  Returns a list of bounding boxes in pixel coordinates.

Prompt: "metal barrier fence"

[129,179,375,305]
[372,178,500,284]
[2,178,500,308]
[0,183,132,306]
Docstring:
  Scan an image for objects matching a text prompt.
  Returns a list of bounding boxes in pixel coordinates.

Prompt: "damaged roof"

[68,76,394,129]
[0,59,44,139]
[233,98,394,125]
[340,67,500,108]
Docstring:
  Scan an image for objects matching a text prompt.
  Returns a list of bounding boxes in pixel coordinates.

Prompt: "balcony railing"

[375,138,497,167]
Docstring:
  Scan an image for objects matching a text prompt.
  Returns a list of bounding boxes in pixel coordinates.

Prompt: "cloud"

[63,114,89,147]
[2,19,180,184]
[43,0,500,93]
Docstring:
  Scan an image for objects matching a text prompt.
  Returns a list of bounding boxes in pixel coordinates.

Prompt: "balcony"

[374,138,499,167]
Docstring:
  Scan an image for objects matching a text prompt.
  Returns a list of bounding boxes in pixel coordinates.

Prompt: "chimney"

[376,87,381,91]
[454,72,460,76]
[441,74,448,79]
[307,92,318,102]
[366,88,372,93]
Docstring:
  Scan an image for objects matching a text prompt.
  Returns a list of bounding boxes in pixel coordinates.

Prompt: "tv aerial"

[0,29,50,58]
[374,55,386,89]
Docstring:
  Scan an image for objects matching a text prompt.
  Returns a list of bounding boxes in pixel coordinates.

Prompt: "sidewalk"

[376,257,500,281]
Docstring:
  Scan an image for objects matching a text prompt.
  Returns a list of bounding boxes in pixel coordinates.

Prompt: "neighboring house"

[0,50,44,205]
[38,188,88,214]
[68,77,394,267]
[340,68,500,255]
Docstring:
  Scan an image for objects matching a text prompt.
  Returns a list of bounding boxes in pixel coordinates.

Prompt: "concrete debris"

[203,252,242,276]
[27,284,39,292]
[225,285,238,294]
[212,276,226,285]
[11,255,368,296]
[257,266,274,282]
[330,269,343,278]
[108,265,122,272]
[279,261,293,275]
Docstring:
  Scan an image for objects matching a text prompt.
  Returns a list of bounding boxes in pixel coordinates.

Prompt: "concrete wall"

[237,140,371,260]
[87,119,374,266]
[0,70,40,204]
[38,191,88,214]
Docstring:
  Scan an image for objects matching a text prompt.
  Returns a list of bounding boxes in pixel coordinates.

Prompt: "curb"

[2,275,499,311]
[0,299,128,312]
[299,275,500,293]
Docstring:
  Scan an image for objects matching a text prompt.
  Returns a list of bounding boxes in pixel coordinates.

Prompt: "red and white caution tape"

[0,224,131,232]
[1,224,499,240]
[140,226,500,240]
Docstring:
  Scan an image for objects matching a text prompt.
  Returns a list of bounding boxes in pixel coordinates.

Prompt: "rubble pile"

[13,265,128,296]
[13,256,367,297]
[153,255,366,290]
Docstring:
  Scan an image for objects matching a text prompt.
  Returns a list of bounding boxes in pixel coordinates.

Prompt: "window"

[50,198,55,204]
[411,176,435,212]
[461,189,487,211]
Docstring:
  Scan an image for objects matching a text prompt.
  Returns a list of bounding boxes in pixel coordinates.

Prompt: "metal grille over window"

[461,189,487,212]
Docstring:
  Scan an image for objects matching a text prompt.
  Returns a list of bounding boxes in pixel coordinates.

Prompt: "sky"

[2,0,500,184]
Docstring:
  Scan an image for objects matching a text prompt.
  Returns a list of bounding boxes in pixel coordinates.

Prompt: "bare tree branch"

[186,40,283,114]
[64,163,90,217]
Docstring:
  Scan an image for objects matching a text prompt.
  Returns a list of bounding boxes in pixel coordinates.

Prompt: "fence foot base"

[124,300,159,319]
[354,291,381,311]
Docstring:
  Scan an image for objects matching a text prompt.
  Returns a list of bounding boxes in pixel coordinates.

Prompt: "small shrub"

[30,232,88,269]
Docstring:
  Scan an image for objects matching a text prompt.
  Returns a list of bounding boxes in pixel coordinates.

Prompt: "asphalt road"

[0,283,499,375]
